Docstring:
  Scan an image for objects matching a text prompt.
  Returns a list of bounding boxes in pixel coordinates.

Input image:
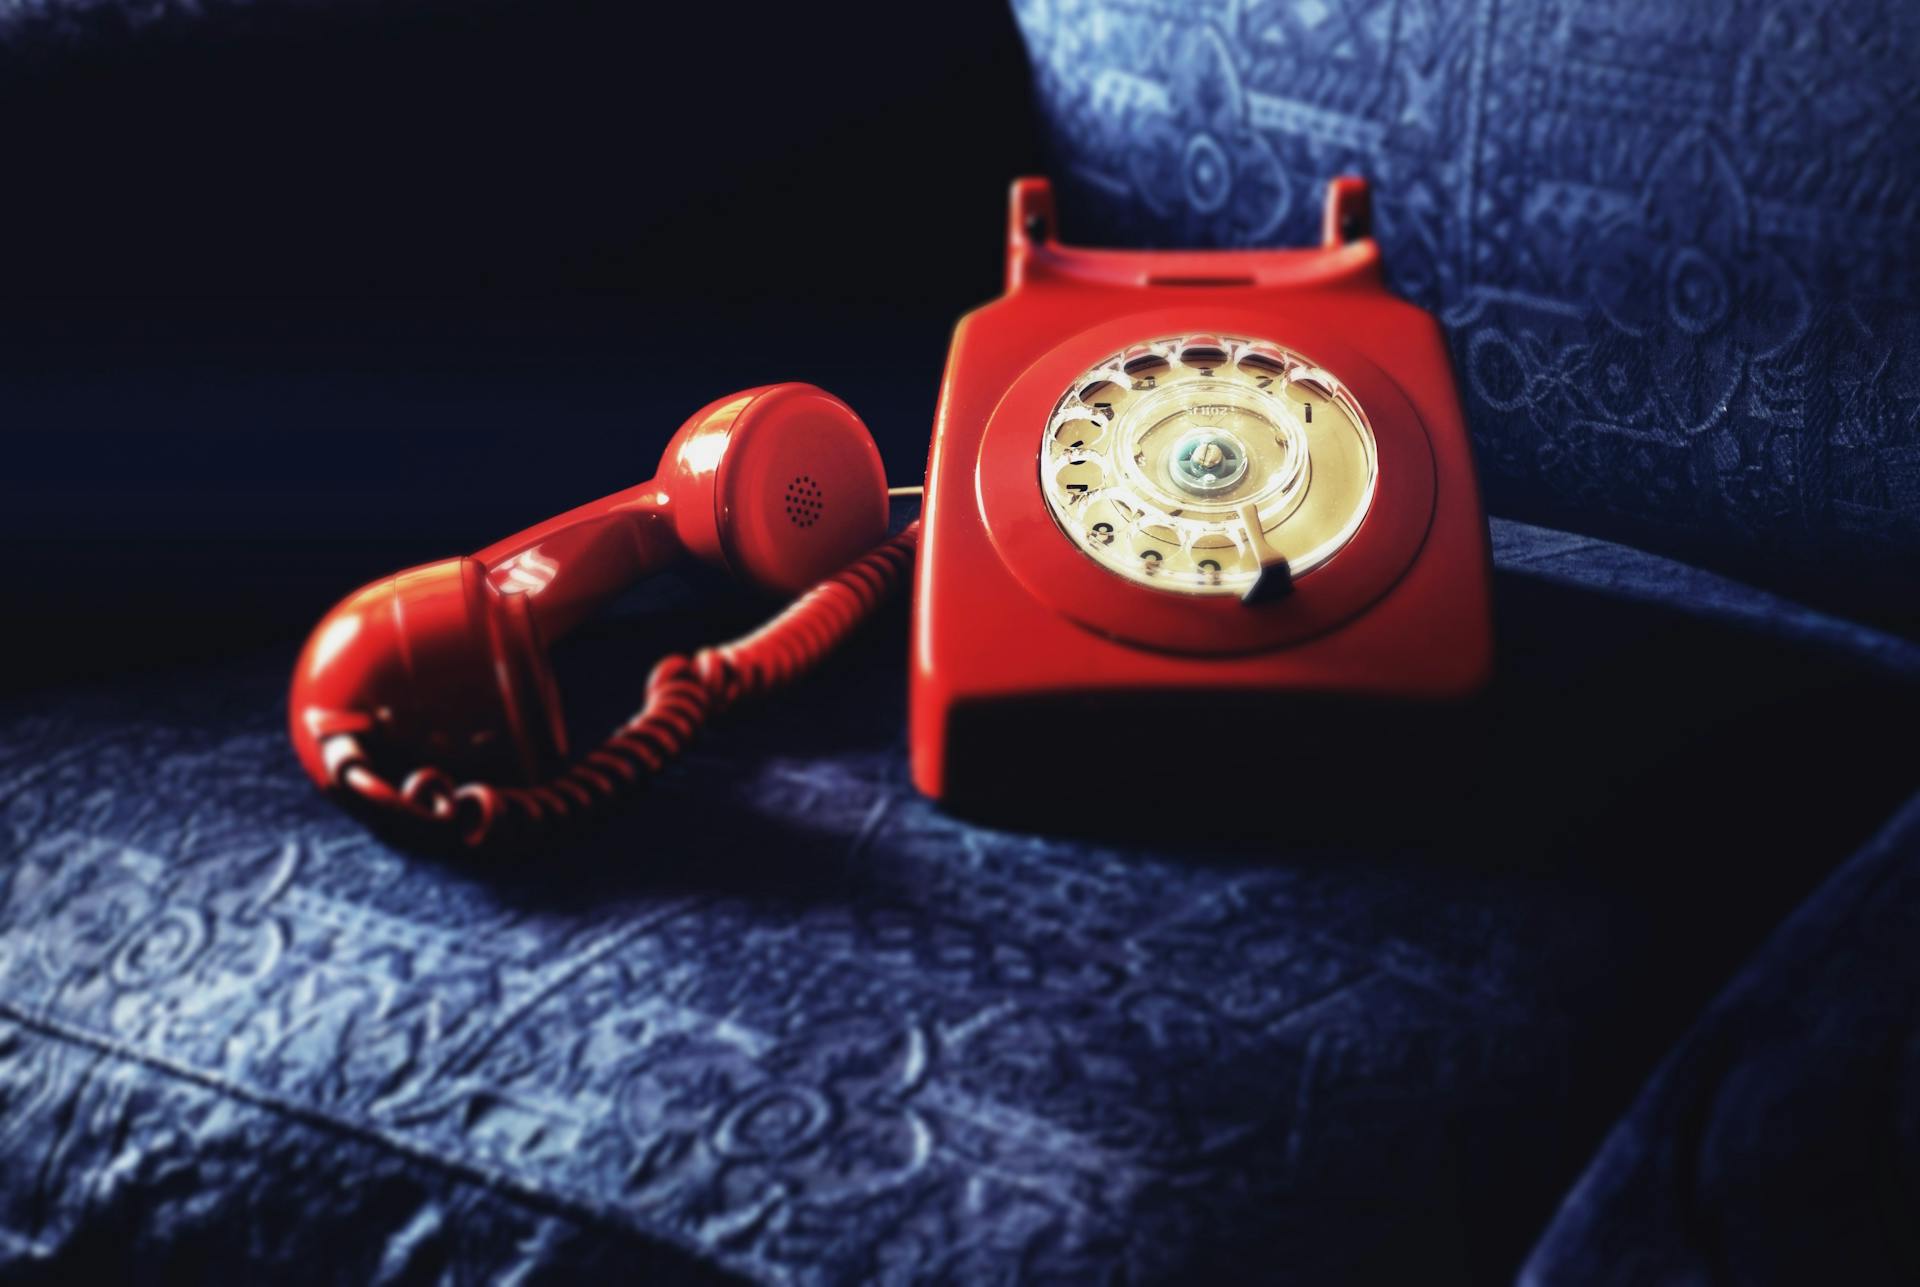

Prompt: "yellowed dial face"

[1039,334,1378,599]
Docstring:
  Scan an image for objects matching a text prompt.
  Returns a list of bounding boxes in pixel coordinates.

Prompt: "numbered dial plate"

[1039,334,1378,598]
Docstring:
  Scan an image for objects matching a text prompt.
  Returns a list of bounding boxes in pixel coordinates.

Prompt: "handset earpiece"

[289,383,890,803]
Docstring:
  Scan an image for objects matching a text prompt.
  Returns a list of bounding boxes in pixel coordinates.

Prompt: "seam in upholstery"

[0,998,750,1283]
[1488,518,1920,679]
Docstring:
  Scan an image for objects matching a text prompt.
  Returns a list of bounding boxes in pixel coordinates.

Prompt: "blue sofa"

[3,515,1917,1283]
[2,1,1916,1282]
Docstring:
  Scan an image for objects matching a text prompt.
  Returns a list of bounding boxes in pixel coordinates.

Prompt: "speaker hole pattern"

[785,475,824,529]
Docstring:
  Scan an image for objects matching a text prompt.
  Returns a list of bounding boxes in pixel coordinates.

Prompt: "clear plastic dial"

[1039,334,1378,598]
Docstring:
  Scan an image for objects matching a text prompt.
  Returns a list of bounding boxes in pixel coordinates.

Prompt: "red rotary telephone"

[290,176,1493,847]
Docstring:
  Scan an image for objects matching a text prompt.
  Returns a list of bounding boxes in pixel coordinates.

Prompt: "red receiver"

[289,383,899,844]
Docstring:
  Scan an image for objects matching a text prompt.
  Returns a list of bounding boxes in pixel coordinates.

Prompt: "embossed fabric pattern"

[3,523,1919,1282]
[1010,0,1920,615]
[0,668,1588,1283]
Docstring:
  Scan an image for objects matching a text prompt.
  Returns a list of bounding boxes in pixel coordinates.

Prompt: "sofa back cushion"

[1011,0,1919,621]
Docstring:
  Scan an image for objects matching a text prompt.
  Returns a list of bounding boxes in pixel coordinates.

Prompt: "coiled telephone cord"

[337,521,921,850]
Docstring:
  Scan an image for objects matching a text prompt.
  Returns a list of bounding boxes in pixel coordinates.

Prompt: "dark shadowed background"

[0,0,1041,692]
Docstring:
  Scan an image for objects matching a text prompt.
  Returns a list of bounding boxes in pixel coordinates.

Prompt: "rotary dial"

[1039,334,1378,601]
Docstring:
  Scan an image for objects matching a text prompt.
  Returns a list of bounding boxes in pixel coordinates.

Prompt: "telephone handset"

[287,383,903,845]
[290,176,1492,846]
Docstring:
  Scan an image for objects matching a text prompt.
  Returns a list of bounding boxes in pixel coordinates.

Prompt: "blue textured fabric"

[1522,788,1920,1285]
[1010,0,1920,614]
[0,0,371,47]
[3,518,1917,1283]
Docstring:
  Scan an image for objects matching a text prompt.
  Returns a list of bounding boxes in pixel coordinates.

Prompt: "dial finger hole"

[1288,371,1337,402]
[1179,335,1228,371]
[1052,457,1106,506]
[1237,344,1288,380]
[1286,371,1340,430]
[1077,374,1128,416]
[1077,494,1126,543]
[1049,415,1105,463]
[1122,345,1171,389]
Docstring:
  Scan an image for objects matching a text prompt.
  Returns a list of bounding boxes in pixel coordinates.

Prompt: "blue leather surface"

[3,519,1916,1283]
[1010,0,1920,614]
